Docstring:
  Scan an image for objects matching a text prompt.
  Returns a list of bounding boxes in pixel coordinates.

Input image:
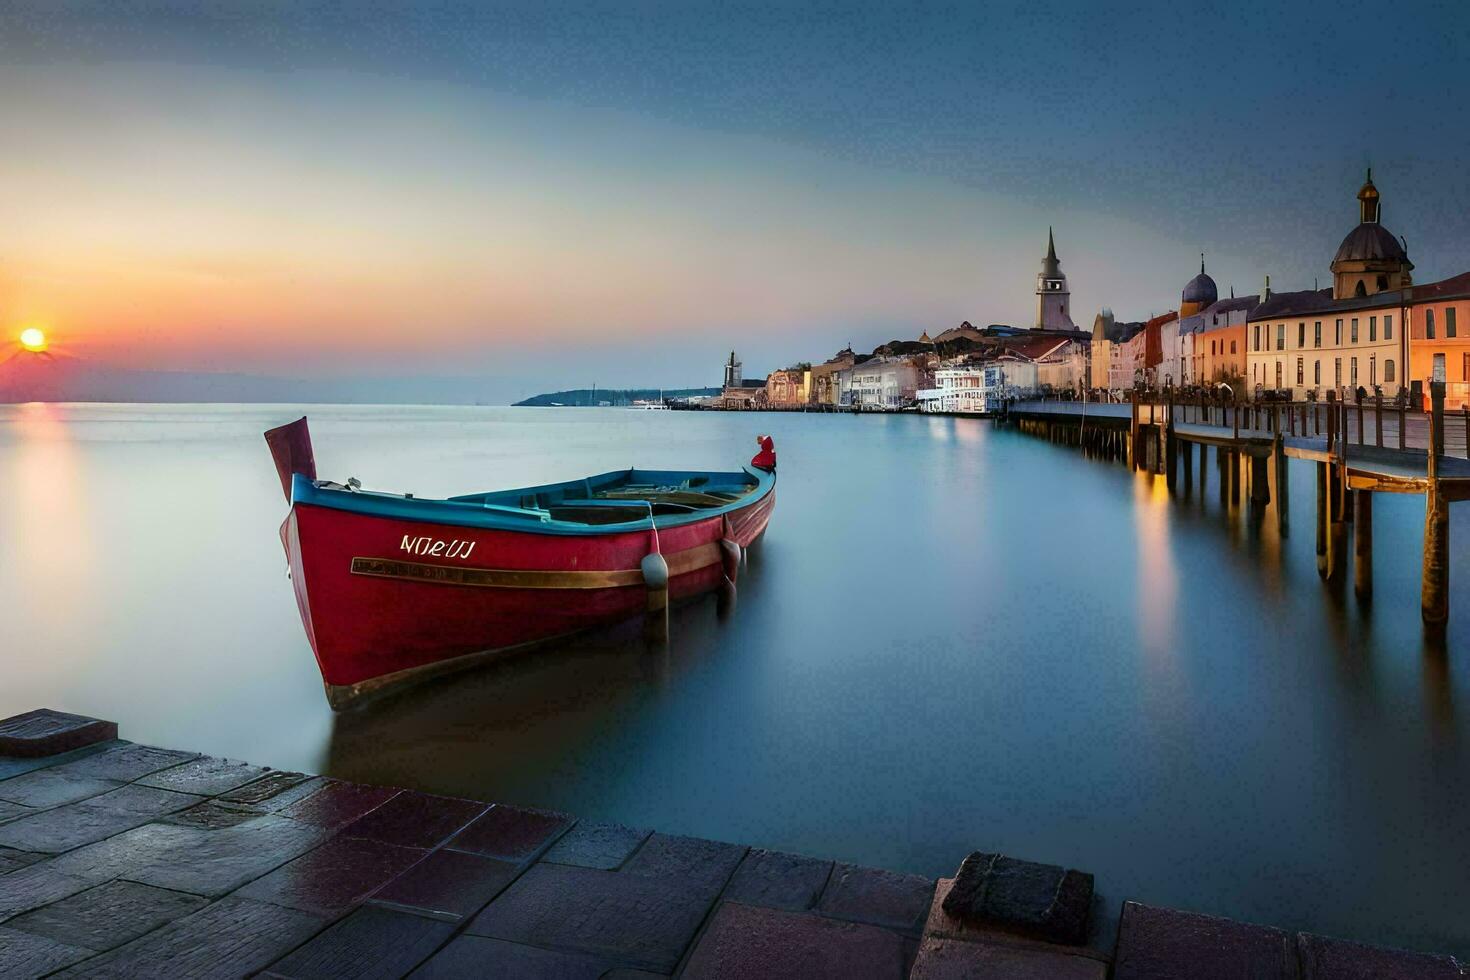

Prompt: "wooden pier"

[1007,383,1469,634]
[1,709,1464,977]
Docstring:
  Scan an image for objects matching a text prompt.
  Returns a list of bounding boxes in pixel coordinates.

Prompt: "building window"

[1369,315,1376,342]
[1426,308,1436,339]
[1351,318,1359,344]
[1230,340,1236,354]
[1385,359,1395,383]
[1335,319,1343,345]
[1464,353,1469,381]
[1384,315,1393,339]
[1449,307,1458,338]
[1275,361,1283,388]
[1296,357,1304,386]
[1277,323,1285,350]
[1298,322,1306,348]
[1351,357,1358,385]
[1335,357,1342,386]
[1314,321,1321,348]
[1314,360,1321,384]
[1370,355,1376,386]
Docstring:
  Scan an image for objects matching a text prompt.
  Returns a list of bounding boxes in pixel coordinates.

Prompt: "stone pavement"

[0,710,1464,978]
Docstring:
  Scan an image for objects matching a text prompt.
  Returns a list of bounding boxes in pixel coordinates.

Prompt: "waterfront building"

[1112,311,1177,388]
[1406,270,1470,408]
[917,365,987,413]
[1246,173,1413,400]
[1035,228,1078,330]
[1090,310,1146,395]
[1193,295,1256,386]
[847,356,921,410]
[979,356,1039,410]
[765,367,810,408]
[1179,256,1218,318]
[809,347,857,406]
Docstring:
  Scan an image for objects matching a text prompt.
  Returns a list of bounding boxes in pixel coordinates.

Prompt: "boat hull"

[283,484,774,708]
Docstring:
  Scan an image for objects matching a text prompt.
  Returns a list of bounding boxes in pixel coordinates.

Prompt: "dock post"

[1354,489,1373,603]
[1315,462,1328,577]
[1422,382,1449,630]
[1129,389,1139,471]
[1431,381,1446,462]
[1250,452,1270,509]
[1165,388,1177,489]
[1198,441,1206,496]
[1375,392,1383,447]
[1274,433,1288,536]
[1181,437,1193,494]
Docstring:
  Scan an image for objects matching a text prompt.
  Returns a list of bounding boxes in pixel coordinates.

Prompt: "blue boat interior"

[293,467,772,534]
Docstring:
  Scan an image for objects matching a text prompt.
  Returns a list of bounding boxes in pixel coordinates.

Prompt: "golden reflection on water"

[1133,472,1178,667]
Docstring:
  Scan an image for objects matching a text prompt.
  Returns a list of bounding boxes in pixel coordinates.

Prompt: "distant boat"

[264,417,776,709]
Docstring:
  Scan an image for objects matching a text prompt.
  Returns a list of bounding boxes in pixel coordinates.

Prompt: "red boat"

[265,418,775,709]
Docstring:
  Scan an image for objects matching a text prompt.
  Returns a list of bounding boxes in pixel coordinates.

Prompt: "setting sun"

[19,327,48,352]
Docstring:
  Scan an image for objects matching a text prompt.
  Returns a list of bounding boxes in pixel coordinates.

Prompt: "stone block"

[1113,901,1294,980]
[50,896,328,978]
[940,851,1093,946]
[125,813,334,897]
[338,790,486,849]
[4,879,208,951]
[136,755,272,795]
[923,880,1112,965]
[0,925,92,976]
[908,936,1106,980]
[370,847,519,921]
[265,904,456,979]
[46,821,200,884]
[0,769,120,808]
[446,804,571,862]
[817,862,935,934]
[0,863,96,921]
[0,800,35,824]
[51,743,199,782]
[540,820,649,871]
[0,786,203,853]
[410,935,617,979]
[682,901,908,979]
[0,844,43,874]
[0,709,116,758]
[1296,932,1464,979]
[217,771,313,806]
[235,835,428,917]
[466,862,715,972]
[621,832,747,895]
[722,848,833,912]
[163,799,269,830]
[280,781,400,828]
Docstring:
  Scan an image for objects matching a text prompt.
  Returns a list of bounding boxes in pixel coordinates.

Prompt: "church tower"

[1035,228,1076,330]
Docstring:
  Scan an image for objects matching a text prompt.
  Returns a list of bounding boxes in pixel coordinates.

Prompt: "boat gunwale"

[290,465,775,536]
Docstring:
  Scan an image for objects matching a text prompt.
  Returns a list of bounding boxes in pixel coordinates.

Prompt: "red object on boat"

[264,417,776,709]
[751,434,776,472]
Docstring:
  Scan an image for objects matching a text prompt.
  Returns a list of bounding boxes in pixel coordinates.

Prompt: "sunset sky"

[3,2,1469,402]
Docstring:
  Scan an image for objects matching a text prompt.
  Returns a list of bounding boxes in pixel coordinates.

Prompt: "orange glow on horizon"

[19,327,48,352]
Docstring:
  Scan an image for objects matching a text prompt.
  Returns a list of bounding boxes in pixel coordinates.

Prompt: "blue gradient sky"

[2,1,1468,401]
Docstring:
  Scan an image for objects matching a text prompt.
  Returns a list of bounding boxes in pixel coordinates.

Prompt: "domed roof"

[1332,222,1410,268]
[1181,255,1217,306]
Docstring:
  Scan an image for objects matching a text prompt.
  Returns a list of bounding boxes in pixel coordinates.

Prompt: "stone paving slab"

[541,820,650,870]
[123,813,334,897]
[136,755,273,796]
[410,935,620,979]
[0,789,200,854]
[0,799,35,824]
[908,935,1107,980]
[0,708,117,758]
[163,799,272,831]
[49,743,200,782]
[216,770,314,806]
[0,924,93,977]
[681,900,909,979]
[279,781,401,829]
[264,904,457,980]
[620,832,747,895]
[0,844,44,874]
[466,861,715,972]
[445,803,571,862]
[234,835,429,917]
[0,768,121,808]
[4,878,208,952]
[1113,901,1296,980]
[722,848,833,912]
[338,791,487,849]
[817,861,936,934]
[51,895,328,978]
[0,863,98,921]
[369,847,520,921]
[1296,931,1465,979]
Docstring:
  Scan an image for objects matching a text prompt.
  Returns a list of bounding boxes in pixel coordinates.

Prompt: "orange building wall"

[1408,297,1470,409]
[1198,324,1246,383]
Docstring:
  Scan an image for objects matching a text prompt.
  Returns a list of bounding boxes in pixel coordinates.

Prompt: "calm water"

[3,403,1468,955]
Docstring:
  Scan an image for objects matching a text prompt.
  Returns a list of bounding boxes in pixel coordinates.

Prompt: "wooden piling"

[1250,453,1270,508]
[1274,434,1289,536]
[1315,462,1328,578]
[1354,489,1373,603]
[1423,381,1449,629]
